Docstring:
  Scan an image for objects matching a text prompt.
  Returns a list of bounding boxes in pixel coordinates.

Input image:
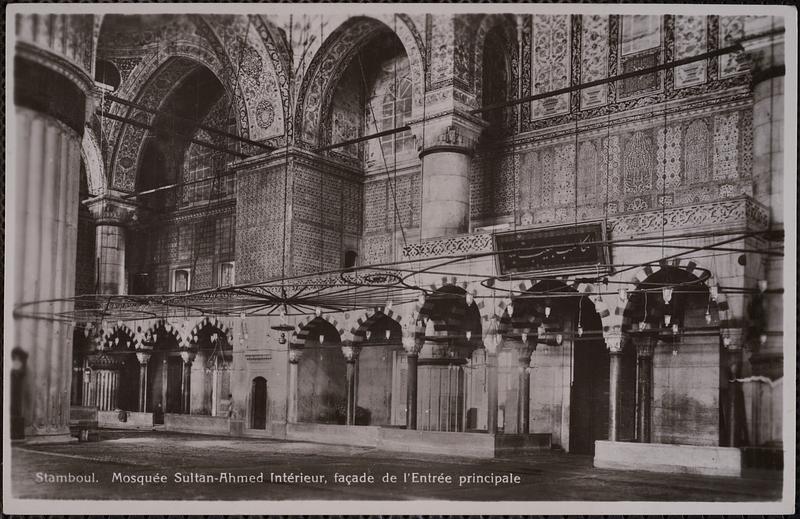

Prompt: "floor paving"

[8,430,783,502]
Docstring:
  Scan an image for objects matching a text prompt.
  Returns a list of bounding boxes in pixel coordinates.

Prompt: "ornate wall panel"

[235,166,286,282]
[683,119,712,183]
[577,141,602,204]
[719,16,746,78]
[622,131,657,194]
[580,15,609,109]
[712,111,740,180]
[427,15,455,88]
[530,15,571,120]
[674,15,707,88]
[618,15,663,100]
[655,125,682,190]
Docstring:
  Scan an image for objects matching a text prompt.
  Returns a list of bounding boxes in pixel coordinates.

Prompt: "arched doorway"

[145,322,182,423]
[251,377,268,429]
[416,285,483,432]
[295,317,345,424]
[356,312,403,426]
[622,266,720,446]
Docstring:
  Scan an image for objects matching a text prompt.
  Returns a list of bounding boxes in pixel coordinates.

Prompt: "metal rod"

[315,28,784,153]
[315,125,411,153]
[106,94,274,152]
[96,110,251,159]
[471,42,748,116]
[473,28,783,116]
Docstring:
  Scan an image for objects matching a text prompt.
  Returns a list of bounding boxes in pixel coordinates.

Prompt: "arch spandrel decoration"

[81,127,106,196]
[103,14,290,192]
[293,314,346,346]
[294,15,426,149]
[347,308,404,343]
[620,258,729,330]
[473,14,519,108]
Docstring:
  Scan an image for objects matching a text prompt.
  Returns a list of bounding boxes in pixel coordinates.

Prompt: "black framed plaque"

[493,222,609,277]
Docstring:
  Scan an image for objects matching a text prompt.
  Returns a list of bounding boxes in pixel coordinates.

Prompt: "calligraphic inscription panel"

[494,223,607,276]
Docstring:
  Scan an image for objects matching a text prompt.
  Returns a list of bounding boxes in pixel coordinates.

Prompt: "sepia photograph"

[3,2,796,515]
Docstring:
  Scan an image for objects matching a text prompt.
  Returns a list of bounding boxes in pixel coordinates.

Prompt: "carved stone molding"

[608,196,769,237]
[402,233,492,260]
[83,193,138,226]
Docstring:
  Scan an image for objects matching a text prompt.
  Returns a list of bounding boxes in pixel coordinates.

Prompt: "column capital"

[87,352,122,371]
[604,329,626,354]
[410,112,485,155]
[340,343,361,363]
[179,349,196,365]
[288,347,303,364]
[135,352,152,366]
[83,192,138,226]
[720,327,746,351]
[633,335,656,358]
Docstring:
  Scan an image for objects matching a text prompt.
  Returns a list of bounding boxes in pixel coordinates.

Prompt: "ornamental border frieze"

[608,196,769,237]
[401,233,493,260]
[400,197,768,260]
[506,93,752,152]
[292,151,364,181]
[146,200,236,226]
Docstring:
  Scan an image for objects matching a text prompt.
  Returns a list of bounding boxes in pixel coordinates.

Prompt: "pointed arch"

[294,15,425,149]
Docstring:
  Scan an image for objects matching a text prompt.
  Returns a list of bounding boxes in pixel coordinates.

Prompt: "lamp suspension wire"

[189,15,253,301]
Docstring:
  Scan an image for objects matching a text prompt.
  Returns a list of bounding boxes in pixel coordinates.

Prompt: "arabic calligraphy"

[494,224,606,275]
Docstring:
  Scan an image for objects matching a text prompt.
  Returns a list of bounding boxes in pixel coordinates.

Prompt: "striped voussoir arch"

[621,258,729,330]
[504,276,619,332]
[100,322,135,349]
[417,276,484,335]
[188,315,234,339]
[139,318,182,347]
[347,307,404,343]
[293,314,347,345]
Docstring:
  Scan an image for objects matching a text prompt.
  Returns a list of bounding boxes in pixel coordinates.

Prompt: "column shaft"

[181,363,192,414]
[13,108,81,441]
[346,361,357,425]
[406,354,418,430]
[288,361,299,423]
[138,365,148,412]
[636,354,653,443]
[94,224,126,294]
[608,352,623,441]
[727,348,743,447]
[487,353,498,434]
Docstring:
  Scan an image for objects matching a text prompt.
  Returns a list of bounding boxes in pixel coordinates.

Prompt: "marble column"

[742,22,785,381]
[341,343,361,425]
[136,351,151,412]
[604,331,625,442]
[721,328,745,447]
[412,121,480,240]
[505,337,535,435]
[12,40,94,441]
[179,350,195,414]
[84,194,137,295]
[634,335,655,443]
[287,348,302,423]
[402,330,423,430]
[483,321,502,434]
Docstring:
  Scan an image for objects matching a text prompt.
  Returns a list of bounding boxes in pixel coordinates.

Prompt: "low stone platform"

[162,417,551,458]
[593,440,742,477]
[98,410,154,430]
[378,428,551,458]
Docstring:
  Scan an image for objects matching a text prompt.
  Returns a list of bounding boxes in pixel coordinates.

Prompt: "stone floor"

[9,430,783,502]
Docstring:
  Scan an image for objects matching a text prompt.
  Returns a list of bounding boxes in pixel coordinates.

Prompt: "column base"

[23,428,78,445]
